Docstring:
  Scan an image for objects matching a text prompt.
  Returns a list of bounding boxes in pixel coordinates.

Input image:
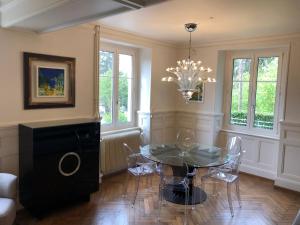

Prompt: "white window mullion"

[128,52,134,124]
[113,50,119,128]
[249,54,258,129]
[273,53,283,134]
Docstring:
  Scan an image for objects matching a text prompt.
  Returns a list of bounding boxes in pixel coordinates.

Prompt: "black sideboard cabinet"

[19,119,100,215]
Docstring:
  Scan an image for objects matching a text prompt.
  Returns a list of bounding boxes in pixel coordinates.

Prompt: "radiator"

[101,129,141,175]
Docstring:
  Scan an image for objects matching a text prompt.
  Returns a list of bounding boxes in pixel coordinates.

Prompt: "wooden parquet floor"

[17,170,300,225]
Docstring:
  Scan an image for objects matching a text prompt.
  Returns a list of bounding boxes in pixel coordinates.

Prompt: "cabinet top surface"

[20,118,100,129]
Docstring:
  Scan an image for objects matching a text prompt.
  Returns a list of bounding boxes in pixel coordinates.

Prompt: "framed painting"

[23,52,75,109]
[189,82,204,102]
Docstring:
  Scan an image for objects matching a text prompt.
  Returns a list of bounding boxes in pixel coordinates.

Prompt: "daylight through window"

[229,53,280,131]
[99,46,135,130]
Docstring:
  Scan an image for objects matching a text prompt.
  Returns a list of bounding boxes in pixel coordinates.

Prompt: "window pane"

[230,58,251,126]
[257,57,279,81]
[232,58,251,81]
[100,51,113,125]
[254,57,279,130]
[118,54,133,123]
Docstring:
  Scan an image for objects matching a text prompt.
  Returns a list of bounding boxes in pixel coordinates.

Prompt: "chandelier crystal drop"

[161,23,216,103]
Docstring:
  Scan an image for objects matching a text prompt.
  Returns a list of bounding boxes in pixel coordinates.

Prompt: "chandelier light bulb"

[167,77,174,82]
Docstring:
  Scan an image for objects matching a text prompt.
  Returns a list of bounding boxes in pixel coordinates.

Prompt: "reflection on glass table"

[140,144,230,205]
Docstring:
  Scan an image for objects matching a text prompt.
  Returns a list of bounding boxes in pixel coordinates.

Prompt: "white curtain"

[94,25,101,120]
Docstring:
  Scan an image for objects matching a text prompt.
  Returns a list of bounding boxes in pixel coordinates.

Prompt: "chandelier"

[162,23,216,102]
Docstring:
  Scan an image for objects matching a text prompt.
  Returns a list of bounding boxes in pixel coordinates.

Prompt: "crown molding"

[83,22,177,49]
[178,32,300,49]
[83,23,300,50]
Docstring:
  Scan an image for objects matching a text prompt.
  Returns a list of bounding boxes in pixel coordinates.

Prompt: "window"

[226,50,284,134]
[99,44,136,130]
[230,58,251,126]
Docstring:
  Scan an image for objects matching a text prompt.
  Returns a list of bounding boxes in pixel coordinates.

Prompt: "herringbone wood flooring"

[17,170,300,225]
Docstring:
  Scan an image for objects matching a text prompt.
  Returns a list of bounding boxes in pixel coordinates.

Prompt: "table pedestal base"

[163,184,207,205]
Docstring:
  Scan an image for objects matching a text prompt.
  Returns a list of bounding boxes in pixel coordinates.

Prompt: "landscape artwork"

[37,67,65,97]
[189,82,204,102]
[24,52,75,109]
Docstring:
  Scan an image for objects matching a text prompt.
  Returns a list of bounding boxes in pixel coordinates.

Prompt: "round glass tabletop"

[140,144,230,168]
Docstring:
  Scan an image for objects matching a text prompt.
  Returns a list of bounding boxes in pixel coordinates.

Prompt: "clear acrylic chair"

[201,136,244,217]
[122,142,156,205]
[157,156,196,225]
[176,128,196,155]
[176,128,201,187]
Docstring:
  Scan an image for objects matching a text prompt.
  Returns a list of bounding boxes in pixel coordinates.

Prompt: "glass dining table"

[140,143,230,205]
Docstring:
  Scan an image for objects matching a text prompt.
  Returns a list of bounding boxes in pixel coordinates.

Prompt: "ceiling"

[98,0,300,45]
[0,0,166,32]
[0,0,13,7]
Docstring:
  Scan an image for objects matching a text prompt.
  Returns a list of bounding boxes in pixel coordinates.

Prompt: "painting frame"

[189,82,204,103]
[23,52,75,109]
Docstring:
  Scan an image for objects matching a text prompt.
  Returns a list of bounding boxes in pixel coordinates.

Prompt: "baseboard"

[240,164,276,180]
[275,177,300,192]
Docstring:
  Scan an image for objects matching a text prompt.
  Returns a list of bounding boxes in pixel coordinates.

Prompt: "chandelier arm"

[163,23,215,102]
[167,73,182,83]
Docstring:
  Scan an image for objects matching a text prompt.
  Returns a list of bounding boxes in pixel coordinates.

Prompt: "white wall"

[174,34,300,191]
[150,46,177,112]
[0,27,95,125]
[175,46,219,113]
[1,23,300,192]
[0,25,178,174]
[139,48,152,113]
[284,37,300,123]
[0,26,96,174]
[99,26,178,113]
[98,26,178,144]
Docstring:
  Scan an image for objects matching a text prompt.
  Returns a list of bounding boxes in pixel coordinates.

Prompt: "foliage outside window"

[100,47,135,129]
[229,54,280,131]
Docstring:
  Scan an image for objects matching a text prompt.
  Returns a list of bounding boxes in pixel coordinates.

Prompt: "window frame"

[100,42,137,132]
[224,49,287,136]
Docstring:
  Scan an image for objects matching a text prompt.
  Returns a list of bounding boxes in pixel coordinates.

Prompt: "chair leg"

[201,176,206,191]
[192,184,196,210]
[184,186,189,225]
[146,174,153,190]
[158,182,164,222]
[123,172,129,198]
[235,179,241,208]
[132,175,141,206]
[227,182,234,217]
[212,181,217,196]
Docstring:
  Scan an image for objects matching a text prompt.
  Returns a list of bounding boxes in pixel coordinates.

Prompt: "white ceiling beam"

[1,0,71,27]
[0,0,140,32]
